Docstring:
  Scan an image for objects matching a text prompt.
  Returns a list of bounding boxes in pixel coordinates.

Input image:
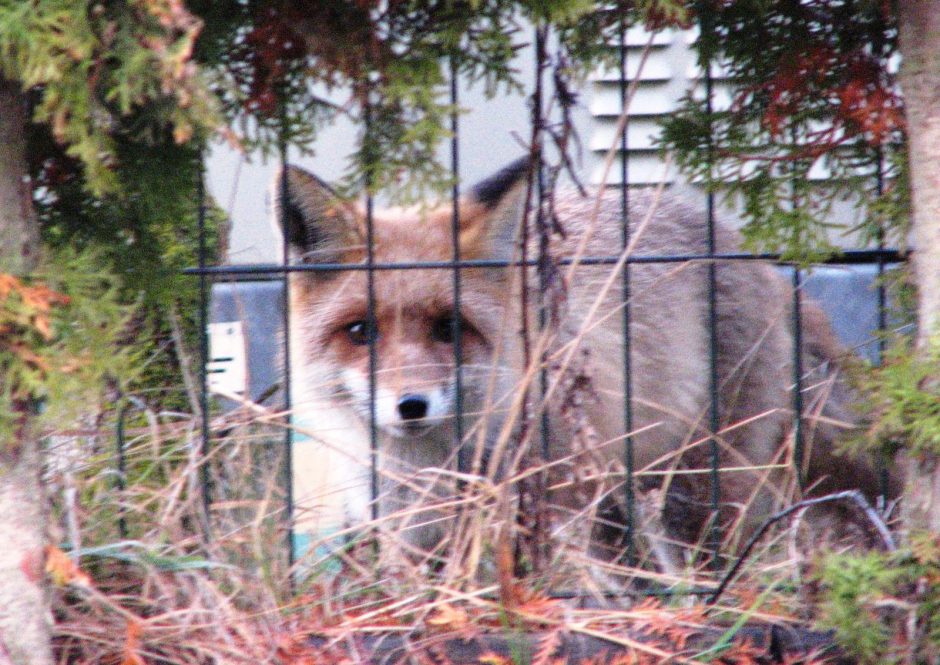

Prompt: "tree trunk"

[0,83,38,274]
[897,2,940,535]
[0,79,53,665]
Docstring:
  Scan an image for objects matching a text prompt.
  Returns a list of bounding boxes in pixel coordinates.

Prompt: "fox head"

[274,160,529,440]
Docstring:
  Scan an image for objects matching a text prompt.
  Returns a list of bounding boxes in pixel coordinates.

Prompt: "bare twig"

[708,489,896,606]
[168,301,203,422]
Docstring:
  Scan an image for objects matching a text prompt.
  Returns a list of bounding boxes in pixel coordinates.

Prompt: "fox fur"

[275,159,894,568]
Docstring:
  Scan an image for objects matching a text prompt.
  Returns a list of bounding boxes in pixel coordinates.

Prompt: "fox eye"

[431,314,463,344]
[346,319,377,346]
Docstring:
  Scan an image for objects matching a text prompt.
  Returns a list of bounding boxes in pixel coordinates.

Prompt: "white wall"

[206,36,596,265]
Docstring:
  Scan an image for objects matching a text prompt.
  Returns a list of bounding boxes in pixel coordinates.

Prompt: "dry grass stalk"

[43,236,891,664]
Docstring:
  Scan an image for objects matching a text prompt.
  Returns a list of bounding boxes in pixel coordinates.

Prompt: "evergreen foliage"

[855,335,940,457]
[0,0,219,195]
[659,0,907,261]
[194,0,690,199]
[0,250,133,444]
[817,536,940,664]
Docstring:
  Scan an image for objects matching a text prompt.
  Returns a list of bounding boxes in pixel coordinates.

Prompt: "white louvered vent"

[585,27,872,242]
[588,26,732,187]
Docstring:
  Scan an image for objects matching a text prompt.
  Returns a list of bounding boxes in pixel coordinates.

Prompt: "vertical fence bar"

[115,398,129,540]
[363,92,380,527]
[876,148,888,362]
[450,57,467,474]
[618,14,636,566]
[698,7,723,566]
[791,268,805,489]
[196,153,213,545]
[875,147,890,503]
[277,121,295,569]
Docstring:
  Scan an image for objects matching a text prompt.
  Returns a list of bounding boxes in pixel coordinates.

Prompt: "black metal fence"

[180,18,904,589]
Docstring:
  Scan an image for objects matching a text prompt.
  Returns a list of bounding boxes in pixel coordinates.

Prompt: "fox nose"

[398,394,429,421]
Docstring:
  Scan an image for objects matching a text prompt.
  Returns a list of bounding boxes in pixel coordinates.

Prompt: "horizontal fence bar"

[185,248,906,276]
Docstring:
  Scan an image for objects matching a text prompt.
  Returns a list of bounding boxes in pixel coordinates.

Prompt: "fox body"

[278,160,890,564]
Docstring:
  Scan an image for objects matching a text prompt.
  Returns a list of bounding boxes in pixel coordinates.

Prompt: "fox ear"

[460,157,530,259]
[271,165,362,264]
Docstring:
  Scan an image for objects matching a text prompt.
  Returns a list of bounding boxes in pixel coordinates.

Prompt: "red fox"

[276,159,894,571]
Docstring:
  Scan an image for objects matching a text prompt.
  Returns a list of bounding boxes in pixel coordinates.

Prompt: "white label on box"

[207,321,248,397]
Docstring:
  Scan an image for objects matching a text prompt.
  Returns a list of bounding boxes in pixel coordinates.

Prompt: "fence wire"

[177,16,905,595]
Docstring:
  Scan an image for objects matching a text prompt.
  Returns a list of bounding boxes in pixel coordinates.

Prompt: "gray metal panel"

[210,280,284,408]
[800,265,897,364]
[208,266,896,414]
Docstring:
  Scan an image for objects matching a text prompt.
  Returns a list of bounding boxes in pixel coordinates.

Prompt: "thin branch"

[708,489,897,605]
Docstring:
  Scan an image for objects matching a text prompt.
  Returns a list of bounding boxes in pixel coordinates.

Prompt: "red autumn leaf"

[45,545,92,588]
[121,620,145,665]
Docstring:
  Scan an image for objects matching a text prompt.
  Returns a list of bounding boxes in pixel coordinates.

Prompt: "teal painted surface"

[290,421,345,570]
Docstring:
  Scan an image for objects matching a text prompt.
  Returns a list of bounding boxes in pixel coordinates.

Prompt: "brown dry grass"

[42,365,861,665]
